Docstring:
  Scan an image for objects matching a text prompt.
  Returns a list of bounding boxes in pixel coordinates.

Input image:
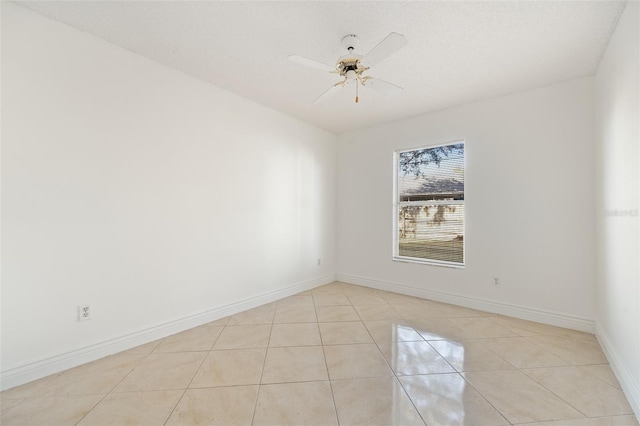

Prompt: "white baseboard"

[336,273,595,333]
[0,274,336,391]
[596,323,640,420]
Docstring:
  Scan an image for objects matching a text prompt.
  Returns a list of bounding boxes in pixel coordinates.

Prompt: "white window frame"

[393,141,465,268]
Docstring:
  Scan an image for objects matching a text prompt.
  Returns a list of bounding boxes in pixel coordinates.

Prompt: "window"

[394,142,465,267]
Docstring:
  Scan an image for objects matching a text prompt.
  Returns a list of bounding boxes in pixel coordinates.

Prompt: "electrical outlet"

[492,277,500,287]
[78,304,91,321]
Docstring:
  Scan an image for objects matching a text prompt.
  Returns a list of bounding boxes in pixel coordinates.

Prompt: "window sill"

[392,256,465,269]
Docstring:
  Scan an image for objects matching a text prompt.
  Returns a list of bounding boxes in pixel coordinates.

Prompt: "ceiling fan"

[289,32,408,104]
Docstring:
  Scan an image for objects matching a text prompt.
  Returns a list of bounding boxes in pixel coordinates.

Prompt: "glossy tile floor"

[1,282,638,425]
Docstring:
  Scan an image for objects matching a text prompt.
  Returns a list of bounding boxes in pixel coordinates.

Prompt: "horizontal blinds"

[398,204,464,263]
[397,143,464,264]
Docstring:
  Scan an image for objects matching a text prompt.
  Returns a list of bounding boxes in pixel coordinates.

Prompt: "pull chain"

[355,79,359,103]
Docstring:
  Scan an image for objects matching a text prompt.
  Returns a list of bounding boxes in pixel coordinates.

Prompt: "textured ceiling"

[14,1,625,134]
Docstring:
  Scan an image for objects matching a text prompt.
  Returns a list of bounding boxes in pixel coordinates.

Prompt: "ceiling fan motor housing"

[337,35,369,80]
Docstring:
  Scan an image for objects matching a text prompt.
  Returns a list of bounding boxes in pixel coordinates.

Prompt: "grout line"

[161,347,213,425]
[249,301,276,426]
[315,287,344,426]
[161,389,188,426]
[518,374,591,421]
[72,393,108,426]
[393,375,429,426]
[72,351,152,425]
[455,372,513,425]
[517,367,612,419]
[360,300,429,425]
[168,317,252,425]
[164,317,235,425]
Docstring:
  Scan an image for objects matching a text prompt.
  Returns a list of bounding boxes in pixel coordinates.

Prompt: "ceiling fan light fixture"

[289,32,407,104]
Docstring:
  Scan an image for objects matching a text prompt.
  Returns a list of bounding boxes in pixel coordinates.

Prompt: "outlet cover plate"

[78,304,91,321]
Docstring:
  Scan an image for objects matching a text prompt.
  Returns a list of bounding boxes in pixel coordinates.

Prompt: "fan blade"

[361,32,407,67]
[312,83,343,104]
[365,77,404,95]
[288,54,335,72]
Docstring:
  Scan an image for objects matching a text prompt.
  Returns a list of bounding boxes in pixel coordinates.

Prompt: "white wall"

[594,1,640,417]
[337,77,596,328]
[1,3,336,387]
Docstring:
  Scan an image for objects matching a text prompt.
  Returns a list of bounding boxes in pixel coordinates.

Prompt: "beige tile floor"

[1,282,638,426]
